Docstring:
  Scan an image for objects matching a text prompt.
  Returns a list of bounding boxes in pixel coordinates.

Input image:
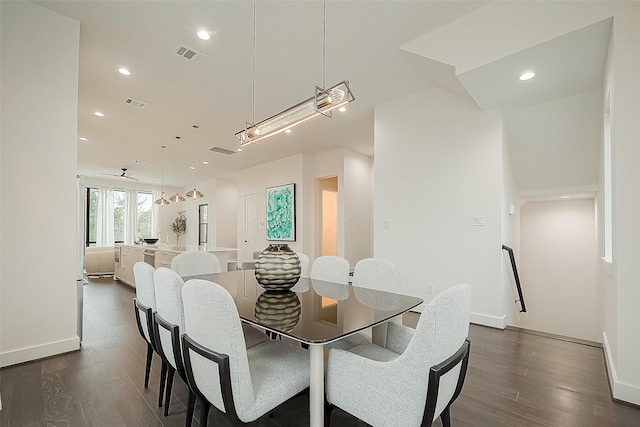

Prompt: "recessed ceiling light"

[118,68,131,76]
[79,137,88,141]
[236,148,243,152]
[284,129,292,134]
[560,195,571,199]
[190,166,195,170]
[519,72,536,81]
[197,30,211,40]
[94,112,104,117]
[338,107,347,112]
[202,161,209,165]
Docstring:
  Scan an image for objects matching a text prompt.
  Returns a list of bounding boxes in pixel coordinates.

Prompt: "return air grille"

[208,146,237,156]
[175,44,205,63]
[125,98,147,108]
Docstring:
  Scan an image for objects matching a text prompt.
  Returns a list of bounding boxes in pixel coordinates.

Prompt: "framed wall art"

[265,183,296,241]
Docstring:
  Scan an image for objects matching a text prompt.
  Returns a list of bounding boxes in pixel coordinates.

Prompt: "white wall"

[374,86,505,327]
[235,149,373,267]
[600,2,640,405]
[236,154,306,260]
[518,199,599,342]
[215,178,238,248]
[1,1,80,366]
[343,151,374,267]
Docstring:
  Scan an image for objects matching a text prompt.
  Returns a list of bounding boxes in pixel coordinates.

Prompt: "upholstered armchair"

[326,283,472,427]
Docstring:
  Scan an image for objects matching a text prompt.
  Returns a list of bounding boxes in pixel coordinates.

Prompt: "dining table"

[182,269,424,427]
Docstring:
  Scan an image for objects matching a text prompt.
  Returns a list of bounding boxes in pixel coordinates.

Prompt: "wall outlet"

[383,220,391,229]
[426,284,433,294]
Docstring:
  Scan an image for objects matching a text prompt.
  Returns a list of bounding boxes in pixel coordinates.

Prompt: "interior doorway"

[318,176,338,256]
[243,193,258,261]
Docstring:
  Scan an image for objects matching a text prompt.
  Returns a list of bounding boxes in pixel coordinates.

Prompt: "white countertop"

[116,244,237,253]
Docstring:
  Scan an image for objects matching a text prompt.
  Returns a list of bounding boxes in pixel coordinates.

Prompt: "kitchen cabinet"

[114,246,144,287]
[115,244,237,287]
[154,250,176,269]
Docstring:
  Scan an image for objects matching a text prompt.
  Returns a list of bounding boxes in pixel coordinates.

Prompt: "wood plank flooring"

[1,277,639,426]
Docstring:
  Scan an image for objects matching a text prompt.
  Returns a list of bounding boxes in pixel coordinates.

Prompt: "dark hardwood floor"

[1,277,639,426]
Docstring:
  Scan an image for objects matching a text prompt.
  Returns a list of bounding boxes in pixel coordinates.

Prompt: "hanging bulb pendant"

[155,145,170,205]
[185,124,204,199]
[170,136,185,203]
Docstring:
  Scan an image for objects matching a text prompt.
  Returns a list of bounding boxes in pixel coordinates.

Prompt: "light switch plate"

[473,216,485,226]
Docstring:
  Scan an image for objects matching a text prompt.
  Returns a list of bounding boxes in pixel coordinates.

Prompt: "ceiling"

[35,1,610,196]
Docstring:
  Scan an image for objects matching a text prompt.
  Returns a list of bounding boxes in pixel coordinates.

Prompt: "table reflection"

[254,291,301,331]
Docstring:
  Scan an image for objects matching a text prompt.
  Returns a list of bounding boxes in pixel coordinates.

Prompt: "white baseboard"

[602,332,640,406]
[470,312,506,329]
[410,307,506,329]
[0,336,80,368]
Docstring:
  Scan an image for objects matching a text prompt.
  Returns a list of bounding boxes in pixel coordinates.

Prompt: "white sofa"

[84,246,115,276]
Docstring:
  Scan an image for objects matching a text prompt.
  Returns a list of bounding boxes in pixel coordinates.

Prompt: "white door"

[243,194,258,261]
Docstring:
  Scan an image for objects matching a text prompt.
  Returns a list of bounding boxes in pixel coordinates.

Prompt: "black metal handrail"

[502,245,526,313]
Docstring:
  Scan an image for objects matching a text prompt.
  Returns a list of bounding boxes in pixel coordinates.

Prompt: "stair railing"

[502,245,526,313]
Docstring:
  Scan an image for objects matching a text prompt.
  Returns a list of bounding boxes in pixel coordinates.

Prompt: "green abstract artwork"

[266,183,295,241]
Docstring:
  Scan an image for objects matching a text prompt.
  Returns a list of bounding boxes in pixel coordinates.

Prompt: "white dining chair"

[330,257,403,350]
[310,255,350,285]
[152,267,191,418]
[326,284,472,427]
[153,267,267,422]
[296,251,311,278]
[133,262,161,391]
[171,251,221,276]
[181,279,310,426]
[351,257,401,292]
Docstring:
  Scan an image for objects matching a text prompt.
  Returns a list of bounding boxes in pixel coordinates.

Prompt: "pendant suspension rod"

[161,145,165,193]
[322,0,326,90]
[193,125,198,188]
[252,0,256,124]
[175,136,180,193]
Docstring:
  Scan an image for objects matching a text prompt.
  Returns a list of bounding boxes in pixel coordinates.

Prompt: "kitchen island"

[114,244,237,287]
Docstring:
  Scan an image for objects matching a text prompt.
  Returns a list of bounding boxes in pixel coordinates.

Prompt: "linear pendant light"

[235,0,354,146]
[154,145,170,205]
[169,136,185,203]
[185,125,204,199]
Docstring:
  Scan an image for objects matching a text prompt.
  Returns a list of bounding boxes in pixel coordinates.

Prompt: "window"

[137,191,153,238]
[113,189,125,243]
[85,187,156,246]
[86,187,99,246]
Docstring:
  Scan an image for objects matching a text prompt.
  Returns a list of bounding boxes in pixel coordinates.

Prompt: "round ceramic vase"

[254,244,301,290]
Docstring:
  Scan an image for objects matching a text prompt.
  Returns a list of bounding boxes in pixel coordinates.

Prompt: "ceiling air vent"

[125,98,147,108]
[208,146,237,156]
[175,44,205,64]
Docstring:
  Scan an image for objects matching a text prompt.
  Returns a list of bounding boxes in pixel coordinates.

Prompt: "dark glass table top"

[182,270,423,345]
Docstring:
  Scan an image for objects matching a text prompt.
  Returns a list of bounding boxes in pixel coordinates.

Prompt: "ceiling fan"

[100,167,139,181]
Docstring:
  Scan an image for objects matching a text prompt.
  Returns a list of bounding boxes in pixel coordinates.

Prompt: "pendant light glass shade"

[185,124,204,199]
[154,145,170,205]
[235,81,354,146]
[169,136,185,203]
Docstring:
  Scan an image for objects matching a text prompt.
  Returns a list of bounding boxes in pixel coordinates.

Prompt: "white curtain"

[96,186,114,247]
[125,189,138,245]
[152,190,162,240]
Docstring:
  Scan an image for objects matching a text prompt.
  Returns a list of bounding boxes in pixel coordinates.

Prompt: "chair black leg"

[200,401,211,427]
[158,362,167,407]
[163,367,175,416]
[440,406,451,427]
[144,343,153,387]
[185,390,196,427]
